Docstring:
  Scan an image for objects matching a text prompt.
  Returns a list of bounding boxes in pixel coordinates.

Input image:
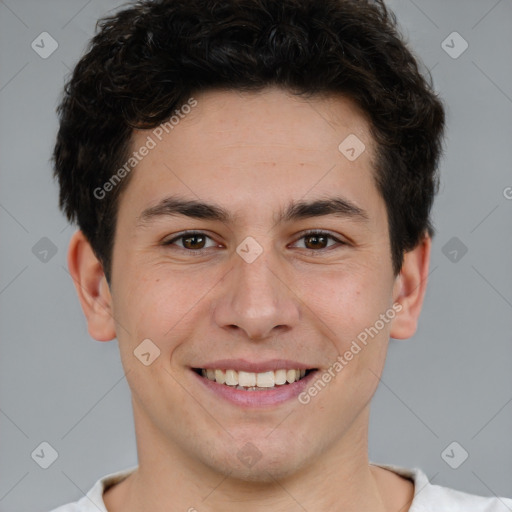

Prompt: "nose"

[212,248,300,340]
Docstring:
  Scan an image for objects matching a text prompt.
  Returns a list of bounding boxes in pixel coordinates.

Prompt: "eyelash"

[162,230,347,254]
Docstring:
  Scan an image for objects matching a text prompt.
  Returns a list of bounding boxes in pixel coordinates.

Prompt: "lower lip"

[191,369,319,408]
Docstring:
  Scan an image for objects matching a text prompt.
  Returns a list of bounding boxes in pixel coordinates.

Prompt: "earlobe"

[389,235,431,340]
[67,230,116,342]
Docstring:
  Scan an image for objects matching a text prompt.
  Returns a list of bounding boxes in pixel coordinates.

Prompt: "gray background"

[0,0,511,510]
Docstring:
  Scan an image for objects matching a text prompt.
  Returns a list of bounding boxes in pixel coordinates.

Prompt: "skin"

[68,87,430,512]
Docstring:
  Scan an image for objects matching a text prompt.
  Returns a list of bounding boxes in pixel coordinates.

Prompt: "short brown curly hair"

[53,0,445,282]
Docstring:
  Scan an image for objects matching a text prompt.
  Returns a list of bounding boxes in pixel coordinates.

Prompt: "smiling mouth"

[193,368,316,391]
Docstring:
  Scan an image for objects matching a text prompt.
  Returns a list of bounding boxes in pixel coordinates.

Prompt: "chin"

[203,440,311,484]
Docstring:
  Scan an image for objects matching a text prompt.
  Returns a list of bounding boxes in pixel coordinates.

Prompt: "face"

[73,87,427,482]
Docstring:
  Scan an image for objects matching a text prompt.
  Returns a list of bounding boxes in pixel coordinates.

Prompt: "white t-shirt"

[48,462,512,512]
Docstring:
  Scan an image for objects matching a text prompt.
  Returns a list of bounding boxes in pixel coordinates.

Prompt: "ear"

[67,230,116,341]
[389,234,431,340]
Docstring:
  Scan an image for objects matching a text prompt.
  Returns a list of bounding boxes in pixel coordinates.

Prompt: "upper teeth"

[201,368,307,388]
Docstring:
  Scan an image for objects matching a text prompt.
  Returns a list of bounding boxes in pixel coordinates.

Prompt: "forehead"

[155,87,373,154]
[121,87,382,223]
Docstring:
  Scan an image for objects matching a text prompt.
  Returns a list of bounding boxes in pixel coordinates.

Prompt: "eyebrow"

[277,197,368,224]
[136,195,369,227]
[137,196,231,225]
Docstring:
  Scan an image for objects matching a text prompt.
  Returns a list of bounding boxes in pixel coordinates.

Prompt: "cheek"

[297,268,393,419]
[113,265,220,354]
[298,265,392,341]
[111,272,202,412]
[297,264,394,402]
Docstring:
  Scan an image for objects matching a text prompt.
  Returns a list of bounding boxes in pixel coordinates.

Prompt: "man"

[49,0,512,510]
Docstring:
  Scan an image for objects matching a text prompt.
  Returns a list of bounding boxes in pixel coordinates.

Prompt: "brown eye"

[303,234,329,249]
[292,231,345,251]
[182,234,206,250]
[163,231,217,251]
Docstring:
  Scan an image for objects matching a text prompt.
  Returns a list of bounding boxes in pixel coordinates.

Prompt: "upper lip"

[193,359,316,373]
